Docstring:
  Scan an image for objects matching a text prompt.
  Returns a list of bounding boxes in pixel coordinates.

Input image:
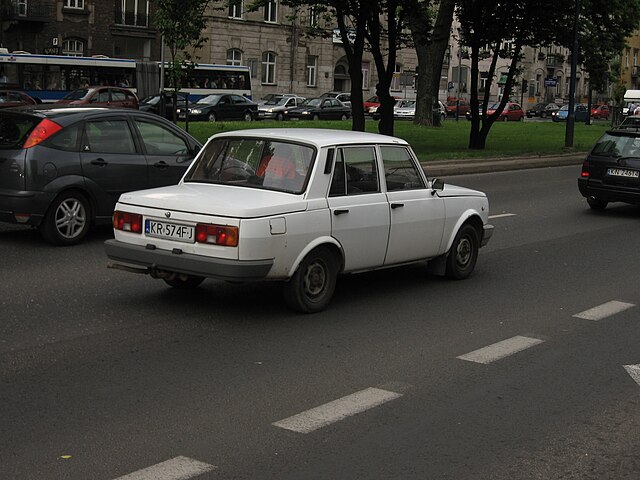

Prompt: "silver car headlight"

[191,109,202,114]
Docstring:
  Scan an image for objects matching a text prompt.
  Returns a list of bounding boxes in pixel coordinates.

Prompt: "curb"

[422,153,586,177]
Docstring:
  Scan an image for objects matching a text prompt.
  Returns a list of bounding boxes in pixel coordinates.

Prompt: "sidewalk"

[423,153,586,177]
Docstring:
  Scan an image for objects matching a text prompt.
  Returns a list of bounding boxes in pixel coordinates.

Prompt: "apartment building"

[0,0,160,60]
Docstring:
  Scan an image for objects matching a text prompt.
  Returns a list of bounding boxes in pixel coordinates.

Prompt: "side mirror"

[431,178,444,195]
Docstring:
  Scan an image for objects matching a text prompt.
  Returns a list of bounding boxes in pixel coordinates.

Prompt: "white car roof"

[210,128,409,149]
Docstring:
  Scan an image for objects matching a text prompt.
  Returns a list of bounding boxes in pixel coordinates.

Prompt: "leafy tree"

[406,0,455,127]
[365,0,407,135]
[155,0,210,121]
[564,0,640,123]
[457,0,572,149]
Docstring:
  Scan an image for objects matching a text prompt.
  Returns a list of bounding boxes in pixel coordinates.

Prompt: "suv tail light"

[23,119,63,149]
[113,211,143,233]
[581,160,590,178]
[195,224,238,246]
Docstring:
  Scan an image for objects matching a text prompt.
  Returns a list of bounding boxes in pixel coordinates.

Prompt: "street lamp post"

[456,44,462,121]
[565,0,581,147]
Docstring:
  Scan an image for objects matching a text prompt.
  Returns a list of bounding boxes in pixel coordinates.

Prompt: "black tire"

[541,112,547,118]
[163,274,205,289]
[208,112,217,122]
[312,114,320,121]
[283,247,338,313]
[587,197,608,210]
[502,115,508,122]
[441,113,446,122]
[445,224,479,280]
[243,111,253,122]
[340,114,348,120]
[39,191,91,246]
[276,112,284,121]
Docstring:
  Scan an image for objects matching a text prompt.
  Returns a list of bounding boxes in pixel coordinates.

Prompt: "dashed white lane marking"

[624,365,640,387]
[273,387,403,434]
[488,213,517,219]
[113,456,216,480]
[457,335,544,364]
[572,301,635,321]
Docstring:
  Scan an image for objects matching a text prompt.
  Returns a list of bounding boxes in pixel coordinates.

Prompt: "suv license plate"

[145,219,195,243]
[607,168,639,178]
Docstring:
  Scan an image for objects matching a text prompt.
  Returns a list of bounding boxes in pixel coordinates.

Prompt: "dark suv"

[578,122,640,210]
[0,106,201,245]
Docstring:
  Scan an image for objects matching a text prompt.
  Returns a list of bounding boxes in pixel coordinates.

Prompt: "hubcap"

[302,260,327,297]
[456,236,472,267]
[55,198,86,239]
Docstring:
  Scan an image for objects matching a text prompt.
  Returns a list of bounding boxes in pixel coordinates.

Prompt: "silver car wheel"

[55,198,87,240]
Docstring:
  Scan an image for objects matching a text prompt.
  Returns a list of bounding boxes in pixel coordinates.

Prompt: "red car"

[445,98,470,117]
[591,105,609,120]
[57,86,139,109]
[363,95,399,114]
[0,89,40,108]
[487,101,524,121]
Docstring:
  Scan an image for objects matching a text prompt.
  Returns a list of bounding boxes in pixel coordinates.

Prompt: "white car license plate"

[607,168,639,178]
[145,219,195,243]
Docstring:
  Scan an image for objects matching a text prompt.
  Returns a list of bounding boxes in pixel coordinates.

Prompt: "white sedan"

[105,129,493,313]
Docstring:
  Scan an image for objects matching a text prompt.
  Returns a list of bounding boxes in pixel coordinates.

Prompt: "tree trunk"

[409,0,455,127]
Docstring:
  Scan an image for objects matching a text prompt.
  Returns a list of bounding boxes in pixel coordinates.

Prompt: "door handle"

[153,161,168,169]
[90,158,107,166]
[333,209,349,215]
[391,203,404,209]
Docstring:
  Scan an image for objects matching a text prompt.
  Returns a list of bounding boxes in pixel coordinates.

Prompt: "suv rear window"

[592,132,640,157]
[0,115,41,149]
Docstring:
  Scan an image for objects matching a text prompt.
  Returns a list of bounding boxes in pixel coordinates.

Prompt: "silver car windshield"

[185,138,316,194]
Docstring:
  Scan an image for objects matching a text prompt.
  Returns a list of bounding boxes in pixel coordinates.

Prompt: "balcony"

[7,1,50,23]
[114,8,149,28]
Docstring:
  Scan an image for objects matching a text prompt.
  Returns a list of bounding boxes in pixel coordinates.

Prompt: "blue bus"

[0,51,252,102]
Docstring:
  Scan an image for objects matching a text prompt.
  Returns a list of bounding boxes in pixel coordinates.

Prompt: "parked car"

[286,97,351,120]
[320,91,352,107]
[526,102,559,118]
[257,95,306,120]
[445,99,470,117]
[257,93,300,105]
[578,124,640,210]
[105,128,493,312]
[139,92,188,119]
[0,106,201,245]
[373,100,445,123]
[465,102,524,121]
[552,104,588,122]
[177,94,257,122]
[590,105,610,120]
[363,95,400,115]
[56,86,139,109]
[0,89,40,108]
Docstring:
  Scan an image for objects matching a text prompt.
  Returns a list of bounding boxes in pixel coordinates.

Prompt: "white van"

[623,90,640,115]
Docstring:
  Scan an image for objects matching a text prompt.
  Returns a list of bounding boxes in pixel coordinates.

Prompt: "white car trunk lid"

[117,182,308,218]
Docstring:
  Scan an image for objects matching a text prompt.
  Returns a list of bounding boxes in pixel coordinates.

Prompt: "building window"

[229,0,242,19]
[308,6,319,27]
[264,0,277,22]
[17,0,27,16]
[62,39,84,57]
[479,71,489,92]
[556,75,562,96]
[262,52,276,84]
[117,0,149,27]
[391,63,402,91]
[227,49,242,66]
[361,61,370,90]
[248,59,258,79]
[64,0,84,8]
[306,55,317,87]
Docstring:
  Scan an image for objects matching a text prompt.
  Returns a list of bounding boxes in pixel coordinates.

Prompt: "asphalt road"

[1,165,639,480]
